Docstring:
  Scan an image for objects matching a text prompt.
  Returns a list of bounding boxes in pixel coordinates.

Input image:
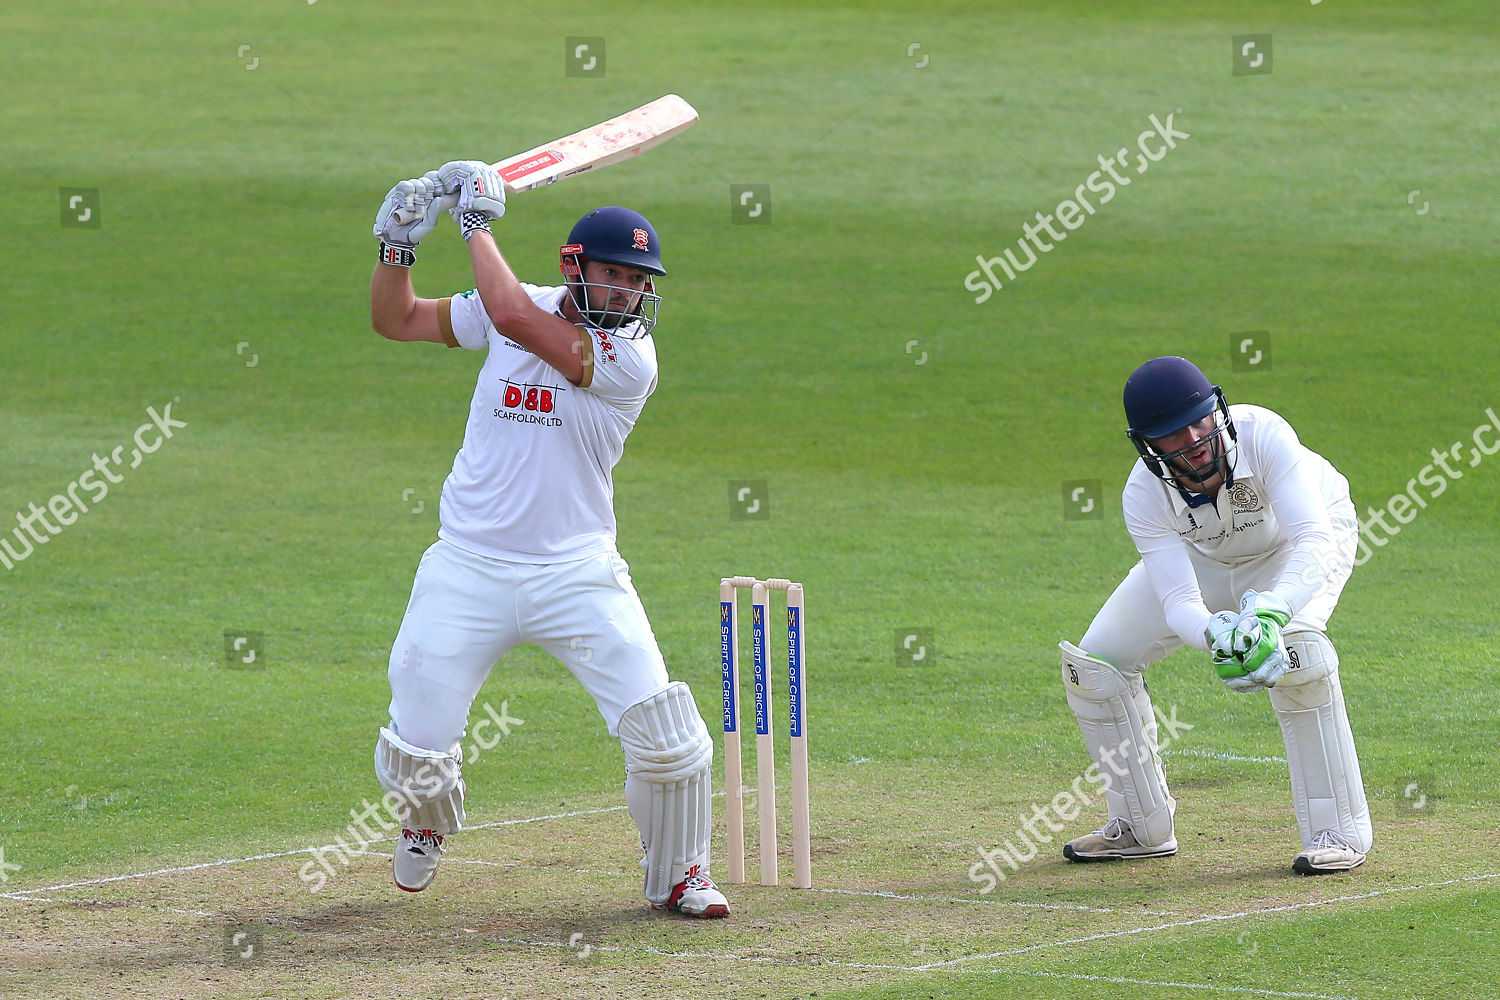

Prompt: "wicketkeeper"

[1060,356,1372,874]
[365,161,729,917]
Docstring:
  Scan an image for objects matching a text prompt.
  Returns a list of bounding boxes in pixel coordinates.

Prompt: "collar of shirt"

[1164,445,1240,510]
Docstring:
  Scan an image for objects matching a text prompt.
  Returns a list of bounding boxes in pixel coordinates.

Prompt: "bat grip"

[392,193,459,226]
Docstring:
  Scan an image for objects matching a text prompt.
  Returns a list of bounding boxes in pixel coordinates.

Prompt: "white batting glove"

[438,160,507,239]
[373,171,447,263]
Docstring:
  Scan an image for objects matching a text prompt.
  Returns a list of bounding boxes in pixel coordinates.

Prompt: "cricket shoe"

[1293,830,1366,875]
[1063,817,1178,862]
[653,865,730,918]
[393,828,444,892]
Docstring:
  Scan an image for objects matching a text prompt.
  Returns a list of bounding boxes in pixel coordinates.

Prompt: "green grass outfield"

[2,1,1497,997]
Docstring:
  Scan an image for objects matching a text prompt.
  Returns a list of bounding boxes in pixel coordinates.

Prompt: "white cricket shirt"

[437,284,657,562]
[1121,404,1354,649]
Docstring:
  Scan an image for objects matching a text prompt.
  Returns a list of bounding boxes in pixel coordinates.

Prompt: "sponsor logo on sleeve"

[593,330,617,364]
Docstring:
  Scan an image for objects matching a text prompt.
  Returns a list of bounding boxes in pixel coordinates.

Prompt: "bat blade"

[492,94,699,193]
[387,95,698,225]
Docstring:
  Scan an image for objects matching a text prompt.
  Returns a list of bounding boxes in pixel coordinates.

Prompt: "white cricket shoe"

[1293,830,1366,875]
[652,865,730,918]
[1063,817,1178,862]
[393,828,444,892]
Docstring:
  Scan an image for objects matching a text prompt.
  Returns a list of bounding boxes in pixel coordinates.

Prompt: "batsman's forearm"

[370,264,417,337]
[463,231,586,383]
[463,232,533,321]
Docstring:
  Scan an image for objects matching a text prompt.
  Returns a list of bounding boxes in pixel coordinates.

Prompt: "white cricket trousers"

[386,538,671,750]
[1081,515,1359,675]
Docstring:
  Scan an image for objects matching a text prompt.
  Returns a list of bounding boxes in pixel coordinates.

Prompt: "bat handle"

[391,193,458,226]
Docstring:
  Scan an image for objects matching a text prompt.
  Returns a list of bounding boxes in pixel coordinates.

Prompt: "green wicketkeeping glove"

[1234,590,1293,684]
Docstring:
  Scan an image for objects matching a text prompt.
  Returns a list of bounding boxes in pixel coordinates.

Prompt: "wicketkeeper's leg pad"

[374,726,466,836]
[1268,631,1372,853]
[618,682,714,905]
[1061,641,1175,847]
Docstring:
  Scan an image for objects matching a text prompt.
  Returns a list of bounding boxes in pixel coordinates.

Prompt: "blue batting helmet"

[1123,356,1237,483]
[562,206,665,275]
[558,207,665,336]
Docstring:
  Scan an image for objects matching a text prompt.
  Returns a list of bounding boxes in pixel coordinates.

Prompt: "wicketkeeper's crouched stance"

[366,161,728,917]
[1061,357,1372,875]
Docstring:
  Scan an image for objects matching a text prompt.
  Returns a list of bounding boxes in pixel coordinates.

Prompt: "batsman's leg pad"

[1061,641,1175,847]
[374,726,466,835]
[1268,631,1372,853]
[618,682,714,905]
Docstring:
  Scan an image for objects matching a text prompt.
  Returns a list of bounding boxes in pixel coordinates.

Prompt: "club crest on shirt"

[1227,482,1261,512]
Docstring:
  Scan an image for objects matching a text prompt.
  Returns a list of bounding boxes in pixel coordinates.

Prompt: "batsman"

[1060,356,1372,874]
[365,161,729,917]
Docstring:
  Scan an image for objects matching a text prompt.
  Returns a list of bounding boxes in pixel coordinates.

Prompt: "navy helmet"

[1123,356,1237,486]
[559,207,664,337]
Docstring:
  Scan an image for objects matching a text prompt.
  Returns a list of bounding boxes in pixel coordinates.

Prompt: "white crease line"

[2,803,631,898]
[432,867,1183,916]
[13,866,1493,1000]
[811,886,1181,916]
[912,871,1500,969]
[346,922,1349,998]
[852,965,1356,995]
[1165,748,1287,764]
[0,893,215,919]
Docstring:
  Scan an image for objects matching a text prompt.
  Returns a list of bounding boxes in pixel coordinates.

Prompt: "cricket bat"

[392,94,698,222]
